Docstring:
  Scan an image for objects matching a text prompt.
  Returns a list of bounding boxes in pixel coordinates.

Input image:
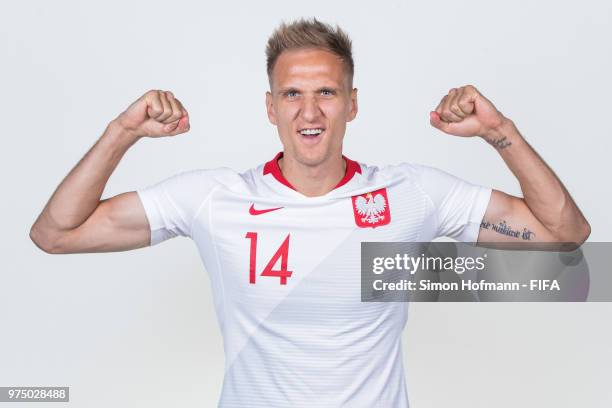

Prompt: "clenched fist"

[115,89,190,139]
[429,84,507,138]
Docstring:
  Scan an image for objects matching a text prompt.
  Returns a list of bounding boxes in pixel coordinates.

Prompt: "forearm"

[32,120,139,234]
[482,118,590,241]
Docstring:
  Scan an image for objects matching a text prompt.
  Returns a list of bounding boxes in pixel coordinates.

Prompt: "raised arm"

[429,85,590,249]
[29,89,190,254]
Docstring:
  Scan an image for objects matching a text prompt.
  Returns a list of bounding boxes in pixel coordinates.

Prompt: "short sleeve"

[136,168,230,246]
[415,165,492,243]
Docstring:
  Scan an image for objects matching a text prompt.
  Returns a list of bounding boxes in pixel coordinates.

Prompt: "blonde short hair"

[265,17,354,89]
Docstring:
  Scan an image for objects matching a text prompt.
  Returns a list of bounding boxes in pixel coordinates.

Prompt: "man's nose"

[299,95,322,122]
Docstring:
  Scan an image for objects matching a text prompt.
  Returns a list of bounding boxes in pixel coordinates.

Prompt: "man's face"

[266,48,358,167]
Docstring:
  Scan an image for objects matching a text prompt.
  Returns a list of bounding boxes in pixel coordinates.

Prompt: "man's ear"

[266,91,277,125]
[347,87,358,122]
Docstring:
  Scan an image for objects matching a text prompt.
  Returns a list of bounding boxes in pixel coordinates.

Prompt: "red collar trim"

[263,152,362,191]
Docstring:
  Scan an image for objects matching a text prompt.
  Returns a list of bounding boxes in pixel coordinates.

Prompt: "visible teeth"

[299,128,323,136]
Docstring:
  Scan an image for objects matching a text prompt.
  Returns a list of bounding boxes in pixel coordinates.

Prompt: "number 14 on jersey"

[245,232,293,285]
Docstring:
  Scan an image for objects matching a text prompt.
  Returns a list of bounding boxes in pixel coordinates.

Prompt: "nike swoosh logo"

[249,203,284,215]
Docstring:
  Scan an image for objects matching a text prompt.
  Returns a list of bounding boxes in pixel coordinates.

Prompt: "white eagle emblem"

[355,192,387,224]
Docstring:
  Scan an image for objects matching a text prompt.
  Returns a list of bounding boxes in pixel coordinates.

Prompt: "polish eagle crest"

[355,192,387,224]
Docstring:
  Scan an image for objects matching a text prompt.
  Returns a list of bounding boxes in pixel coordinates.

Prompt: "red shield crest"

[351,188,391,228]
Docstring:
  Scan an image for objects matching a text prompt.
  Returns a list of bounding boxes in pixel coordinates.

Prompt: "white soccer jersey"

[137,152,492,407]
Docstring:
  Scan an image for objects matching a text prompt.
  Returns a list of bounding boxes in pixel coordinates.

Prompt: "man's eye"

[286,91,298,97]
[321,89,334,96]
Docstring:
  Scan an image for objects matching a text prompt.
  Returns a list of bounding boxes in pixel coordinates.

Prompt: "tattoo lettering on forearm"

[480,220,535,240]
[484,136,512,150]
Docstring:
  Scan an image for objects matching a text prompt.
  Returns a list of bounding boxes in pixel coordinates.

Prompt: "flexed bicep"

[477,189,561,247]
[46,192,152,254]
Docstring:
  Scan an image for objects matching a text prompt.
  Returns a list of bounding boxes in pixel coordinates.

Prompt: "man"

[30,17,589,407]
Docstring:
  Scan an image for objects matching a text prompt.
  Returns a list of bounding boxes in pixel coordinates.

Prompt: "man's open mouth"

[297,127,325,144]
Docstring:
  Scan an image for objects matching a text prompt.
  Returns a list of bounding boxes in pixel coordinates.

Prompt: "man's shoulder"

[352,161,469,201]
[360,160,431,182]
[372,161,464,183]
[188,162,273,195]
[188,166,243,182]
[155,166,245,195]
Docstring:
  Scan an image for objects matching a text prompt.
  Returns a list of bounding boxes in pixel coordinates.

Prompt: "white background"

[1,0,611,407]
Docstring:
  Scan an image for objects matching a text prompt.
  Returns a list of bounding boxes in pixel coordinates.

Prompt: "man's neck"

[278,154,346,197]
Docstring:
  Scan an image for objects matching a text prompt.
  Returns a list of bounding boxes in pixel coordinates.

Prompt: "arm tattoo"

[484,136,512,150]
[480,220,535,240]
